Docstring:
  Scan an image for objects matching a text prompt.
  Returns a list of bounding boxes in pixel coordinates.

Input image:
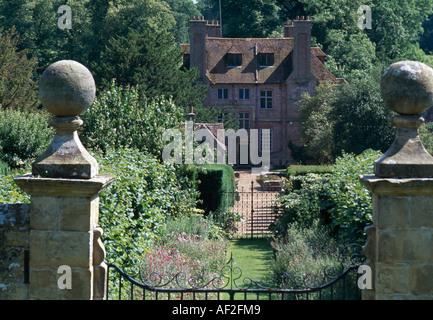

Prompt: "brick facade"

[182,16,341,166]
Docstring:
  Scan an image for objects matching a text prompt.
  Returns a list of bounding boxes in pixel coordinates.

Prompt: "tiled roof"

[310,52,338,83]
[181,38,339,84]
[194,122,226,151]
[205,37,293,84]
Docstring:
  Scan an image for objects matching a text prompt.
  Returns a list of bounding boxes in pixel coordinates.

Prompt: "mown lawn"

[226,239,274,285]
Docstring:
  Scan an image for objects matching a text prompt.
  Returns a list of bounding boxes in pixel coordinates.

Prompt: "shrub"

[0,161,8,176]
[286,165,334,179]
[97,148,198,265]
[0,168,30,204]
[270,174,333,236]
[80,82,183,158]
[328,149,381,244]
[270,221,358,298]
[136,216,230,299]
[161,214,224,241]
[140,231,229,294]
[0,109,54,168]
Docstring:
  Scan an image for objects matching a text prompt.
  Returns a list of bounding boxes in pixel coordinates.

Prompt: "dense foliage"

[0,26,39,111]
[95,27,208,110]
[270,221,355,292]
[0,108,54,168]
[294,73,395,164]
[80,82,183,158]
[273,149,381,245]
[3,0,433,299]
[271,173,333,235]
[96,148,199,264]
[327,149,380,244]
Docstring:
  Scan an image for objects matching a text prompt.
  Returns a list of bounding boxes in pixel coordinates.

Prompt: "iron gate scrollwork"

[104,241,365,300]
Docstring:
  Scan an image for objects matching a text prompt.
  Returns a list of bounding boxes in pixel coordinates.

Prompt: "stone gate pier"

[14,60,114,299]
[360,61,433,299]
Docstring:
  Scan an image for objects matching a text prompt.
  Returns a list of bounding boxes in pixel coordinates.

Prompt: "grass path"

[226,239,274,284]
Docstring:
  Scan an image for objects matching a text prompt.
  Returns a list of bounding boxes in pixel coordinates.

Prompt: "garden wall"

[0,203,30,299]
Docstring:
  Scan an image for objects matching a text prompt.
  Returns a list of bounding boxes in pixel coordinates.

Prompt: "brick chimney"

[189,17,222,83]
[206,19,221,37]
[284,21,294,37]
[291,16,313,80]
[189,16,207,82]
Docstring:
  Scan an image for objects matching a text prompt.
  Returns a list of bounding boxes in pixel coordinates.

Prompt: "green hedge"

[194,164,236,214]
[286,165,334,178]
[286,165,334,191]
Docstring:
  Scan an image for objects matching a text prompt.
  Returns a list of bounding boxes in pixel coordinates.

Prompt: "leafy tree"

[330,72,395,158]
[80,81,184,158]
[296,82,337,164]
[196,0,282,38]
[324,31,377,79]
[295,68,395,163]
[164,0,202,44]
[95,27,207,111]
[369,0,433,62]
[0,27,39,111]
[420,13,433,54]
[0,0,91,68]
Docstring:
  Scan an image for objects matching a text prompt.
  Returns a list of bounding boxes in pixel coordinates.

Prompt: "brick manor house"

[181,16,342,167]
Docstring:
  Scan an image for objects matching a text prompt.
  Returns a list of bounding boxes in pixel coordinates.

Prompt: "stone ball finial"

[381,61,433,115]
[39,60,96,117]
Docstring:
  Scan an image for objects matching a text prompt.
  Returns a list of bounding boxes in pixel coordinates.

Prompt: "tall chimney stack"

[292,16,313,80]
[189,17,207,82]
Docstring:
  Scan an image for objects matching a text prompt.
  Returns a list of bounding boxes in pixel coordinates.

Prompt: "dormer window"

[258,53,274,67]
[227,53,242,67]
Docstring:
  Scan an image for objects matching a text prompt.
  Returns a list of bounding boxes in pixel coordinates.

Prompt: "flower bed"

[135,216,230,300]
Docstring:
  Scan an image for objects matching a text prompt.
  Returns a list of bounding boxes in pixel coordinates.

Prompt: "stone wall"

[0,204,30,299]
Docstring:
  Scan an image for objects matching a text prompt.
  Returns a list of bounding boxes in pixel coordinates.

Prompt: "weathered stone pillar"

[360,61,433,299]
[14,60,114,300]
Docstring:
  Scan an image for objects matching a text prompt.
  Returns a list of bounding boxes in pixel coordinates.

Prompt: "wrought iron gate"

[104,176,365,300]
[199,180,283,238]
[105,243,364,301]
[232,181,282,238]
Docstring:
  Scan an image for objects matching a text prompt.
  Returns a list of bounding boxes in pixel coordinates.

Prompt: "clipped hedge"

[194,164,236,214]
[286,165,334,178]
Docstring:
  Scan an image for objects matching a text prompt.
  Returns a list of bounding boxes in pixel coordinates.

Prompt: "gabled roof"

[205,37,294,84]
[227,45,242,54]
[181,38,339,84]
[194,122,226,151]
[257,43,274,54]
